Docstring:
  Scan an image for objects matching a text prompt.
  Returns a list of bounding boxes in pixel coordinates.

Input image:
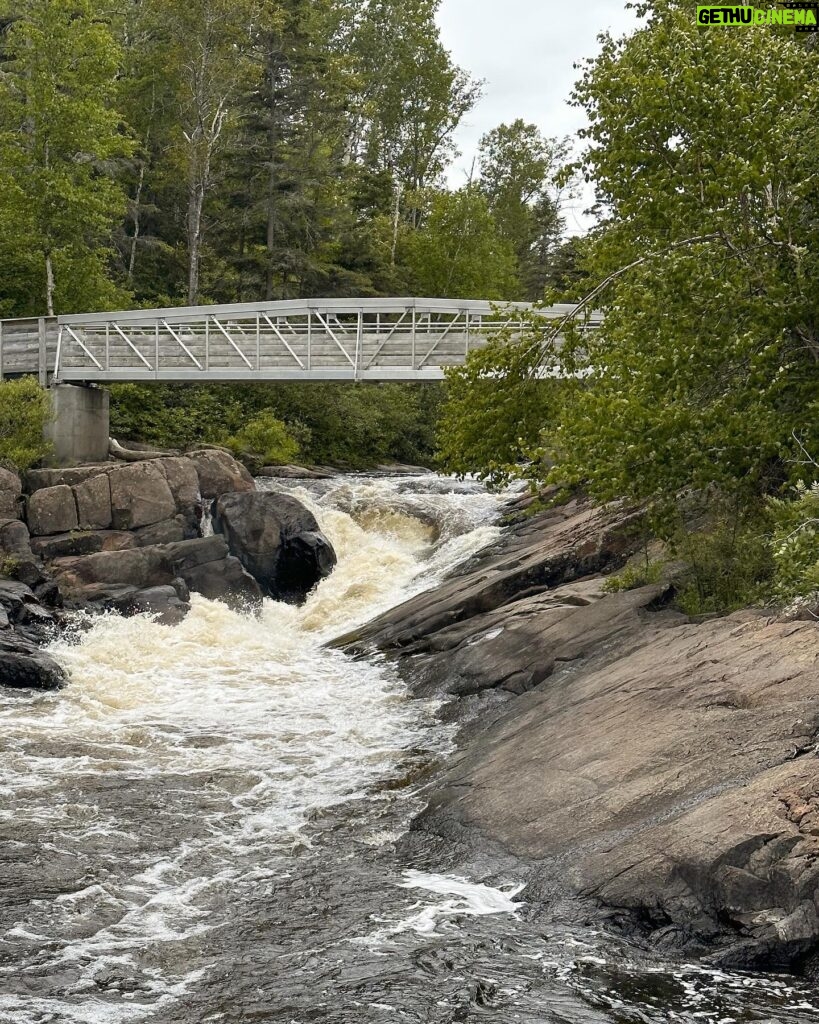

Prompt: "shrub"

[672,508,773,617]
[768,482,819,604]
[0,377,52,470]
[603,559,663,593]
[225,412,300,466]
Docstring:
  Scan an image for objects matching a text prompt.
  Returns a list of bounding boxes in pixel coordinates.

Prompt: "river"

[1,475,817,1023]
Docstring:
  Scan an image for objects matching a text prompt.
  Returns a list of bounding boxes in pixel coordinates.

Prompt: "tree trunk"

[128,162,146,285]
[45,253,55,317]
[187,181,205,305]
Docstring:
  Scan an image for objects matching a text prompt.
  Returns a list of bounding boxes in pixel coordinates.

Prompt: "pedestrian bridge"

[0,298,601,384]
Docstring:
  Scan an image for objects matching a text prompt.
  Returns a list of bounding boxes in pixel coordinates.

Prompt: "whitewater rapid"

[0,474,505,1023]
[3,474,818,1024]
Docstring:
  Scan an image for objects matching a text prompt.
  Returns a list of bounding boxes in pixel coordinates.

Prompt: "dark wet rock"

[109,461,176,530]
[26,485,78,536]
[187,449,254,499]
[52,536,261,610]
[213,490,336,603]
[132,516,191,547]
[164,536,263,609]
[181,555,262,610]
[75,581,191,625]
[31,530,136,561]
[0,579,55,629]
[74,472,112,530]
[0,633,64,690]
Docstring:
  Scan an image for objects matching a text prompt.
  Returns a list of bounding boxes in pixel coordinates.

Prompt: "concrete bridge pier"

[46,383,110,466]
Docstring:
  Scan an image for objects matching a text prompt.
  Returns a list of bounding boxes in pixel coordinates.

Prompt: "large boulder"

[52,546,173,593]
[213,491,336,603]
[0,633,65,691]
[188,449,254,500]
[74,472,112,530]
[74,581,191,626]
[157,457,201,512]
[109,461,176,530]
[27,485,78,536]
[0,467,22,519]
[51,536,261,610]
[163,536,263,609]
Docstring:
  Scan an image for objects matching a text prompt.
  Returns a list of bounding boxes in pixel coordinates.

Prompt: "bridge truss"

[0,299,602,384]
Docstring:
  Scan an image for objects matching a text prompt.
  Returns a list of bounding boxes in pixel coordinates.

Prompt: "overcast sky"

[437,0,639,234]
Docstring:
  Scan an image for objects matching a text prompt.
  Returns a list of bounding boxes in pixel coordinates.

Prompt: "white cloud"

[437,0,639,233]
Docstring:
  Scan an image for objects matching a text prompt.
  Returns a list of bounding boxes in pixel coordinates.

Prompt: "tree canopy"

[441,0,819,522]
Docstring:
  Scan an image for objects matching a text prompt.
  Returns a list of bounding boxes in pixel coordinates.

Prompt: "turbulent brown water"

[1,475,817,1023]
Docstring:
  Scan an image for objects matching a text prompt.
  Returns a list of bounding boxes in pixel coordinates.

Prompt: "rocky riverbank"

[343,496,819,978]
[0,448,337,689]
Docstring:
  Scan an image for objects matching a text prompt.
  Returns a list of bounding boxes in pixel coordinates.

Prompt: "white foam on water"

[0,474,506,1021]
[356,870,525,942]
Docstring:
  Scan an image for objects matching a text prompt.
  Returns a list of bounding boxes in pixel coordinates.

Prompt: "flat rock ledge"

[344,497,819,977]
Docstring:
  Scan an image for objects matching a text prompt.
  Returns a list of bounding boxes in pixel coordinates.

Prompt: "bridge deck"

[0,299,600,384]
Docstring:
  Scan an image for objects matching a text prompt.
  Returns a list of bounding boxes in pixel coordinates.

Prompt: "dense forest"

[0,0,574,467]
[0,0,570,316]
[2,0,819,613]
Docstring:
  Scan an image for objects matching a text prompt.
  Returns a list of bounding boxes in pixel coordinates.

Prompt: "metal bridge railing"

[0,299,602,384]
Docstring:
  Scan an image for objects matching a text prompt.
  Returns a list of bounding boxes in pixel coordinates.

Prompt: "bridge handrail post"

[0,320,4,381]
[356,309,363,381]
[256,313,261,371]
[205,317,210,372]
[307,311,312,371]
[411,306,416,371]
[38,318,47,387]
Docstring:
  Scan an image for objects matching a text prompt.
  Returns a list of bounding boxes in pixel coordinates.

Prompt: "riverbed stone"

[75,581,191,625]
[26,485,78,537]
[187,449,254,499]
[213,490,336,603]
[51,536,261,610]
[109,461,176,530]
[74,472,113,530]
[0,633,64,690]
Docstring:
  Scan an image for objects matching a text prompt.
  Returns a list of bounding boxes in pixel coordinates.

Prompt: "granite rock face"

[188,449,254,500]
[348,497,819,975]
[27,485,78,537]
[109,461,177,530]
